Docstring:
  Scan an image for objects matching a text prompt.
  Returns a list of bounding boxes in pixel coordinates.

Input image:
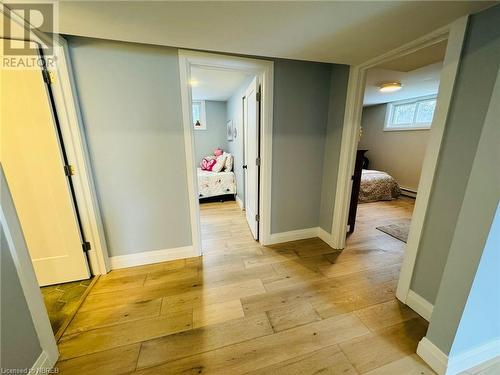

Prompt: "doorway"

[178,50,274,253]
[329,17,469,315]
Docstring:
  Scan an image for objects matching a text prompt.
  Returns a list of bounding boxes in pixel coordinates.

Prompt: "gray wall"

[194,101,228,164]
[319,65,350,233]
[1,168,42,370]
[410,5,500,304]
[67,37,192,257]
[426,60,500,355]
[450,202,500,357]
[359,104,431,192]
[67,36,350,251]
[271,59,332,233]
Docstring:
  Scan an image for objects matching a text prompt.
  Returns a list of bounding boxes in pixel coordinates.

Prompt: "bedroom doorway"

[350,41,446,237]
[330,16,468,318]
[178,51,274,254]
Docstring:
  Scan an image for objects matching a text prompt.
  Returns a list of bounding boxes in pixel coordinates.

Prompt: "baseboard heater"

[400,187,417,198]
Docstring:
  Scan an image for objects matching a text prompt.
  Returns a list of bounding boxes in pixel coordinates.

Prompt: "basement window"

[192,101,206,130]
[385,95,437,131]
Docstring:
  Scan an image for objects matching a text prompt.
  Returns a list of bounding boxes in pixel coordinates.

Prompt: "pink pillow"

[201,158,217,171]
[214,148,223,157]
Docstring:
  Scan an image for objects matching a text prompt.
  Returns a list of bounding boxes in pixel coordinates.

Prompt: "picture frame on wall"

[227,120,234,141]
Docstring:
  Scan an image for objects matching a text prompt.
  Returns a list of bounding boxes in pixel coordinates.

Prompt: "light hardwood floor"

[55,197,437,374]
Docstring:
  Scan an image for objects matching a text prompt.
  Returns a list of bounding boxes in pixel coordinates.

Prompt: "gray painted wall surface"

[1,168,42,370]
[271,59,332,233]
[194,101,227,164]
[426,61,500,355]
[450,202,500,358]
[67,37,192,256]
[319,65,350,233]
[410,5,500,304]
[359,104,431,192]
[67,36,350,250]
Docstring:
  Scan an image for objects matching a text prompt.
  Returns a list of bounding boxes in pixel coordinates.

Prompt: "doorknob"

[243,165,248,169]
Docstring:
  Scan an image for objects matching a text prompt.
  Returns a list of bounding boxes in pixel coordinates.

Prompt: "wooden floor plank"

[58,310,193,360]
[134,314,370,374]
[137,313,273,370]
[57,344,141,375]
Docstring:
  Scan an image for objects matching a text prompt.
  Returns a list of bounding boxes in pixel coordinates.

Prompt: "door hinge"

[42,68,53,85]
[82,241,91,252]
[64,165,75,176]
[256,91,261,102]
[256,157,261,166]
[255,214,260,222]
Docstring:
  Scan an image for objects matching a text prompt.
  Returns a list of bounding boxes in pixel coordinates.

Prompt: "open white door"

[1,42,90,286]
[243,77,260,240]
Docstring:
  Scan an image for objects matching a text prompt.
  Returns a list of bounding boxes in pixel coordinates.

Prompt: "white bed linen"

[197,168,236,198]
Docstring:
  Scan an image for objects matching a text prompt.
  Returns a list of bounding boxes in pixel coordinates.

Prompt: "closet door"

[1,42,90,286]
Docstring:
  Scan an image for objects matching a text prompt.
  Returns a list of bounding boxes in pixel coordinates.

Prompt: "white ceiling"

[364,62,443,106]
[191,68,251,101]
[56,1,494,65]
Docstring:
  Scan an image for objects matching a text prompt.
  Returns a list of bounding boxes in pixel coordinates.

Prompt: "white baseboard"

[407,289,434,321]
[417,337,449,375]
[317,227,337,248]
[236,195,244,210]
[448,339,500,375]
[109,245,198,269]
[268,227,319,245]
[31,350,57,374]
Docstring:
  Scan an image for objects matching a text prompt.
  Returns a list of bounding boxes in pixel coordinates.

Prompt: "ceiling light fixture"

[379,82,402,92]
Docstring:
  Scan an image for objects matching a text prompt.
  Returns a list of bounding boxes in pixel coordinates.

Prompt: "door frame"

[1,6,110,276]
[178,50,274,252]
[329,16,469,307]
[243,76,260,239]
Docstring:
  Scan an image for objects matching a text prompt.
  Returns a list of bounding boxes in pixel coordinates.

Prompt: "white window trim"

[192,100,207,130]
[384,94,437,131]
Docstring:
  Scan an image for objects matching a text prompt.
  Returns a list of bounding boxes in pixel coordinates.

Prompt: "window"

[385,95,437,131]
[192,101,206,130]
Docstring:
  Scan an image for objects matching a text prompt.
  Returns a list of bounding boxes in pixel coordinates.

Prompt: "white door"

[243,77,260,239]
[0,42,90,286]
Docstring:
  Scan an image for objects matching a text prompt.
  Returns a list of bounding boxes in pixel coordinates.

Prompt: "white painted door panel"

[1,42,90,286]
[243,77,259,239]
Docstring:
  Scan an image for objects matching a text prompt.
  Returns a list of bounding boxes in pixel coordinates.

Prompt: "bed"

[197,168,236,199]
[359,169,401,203]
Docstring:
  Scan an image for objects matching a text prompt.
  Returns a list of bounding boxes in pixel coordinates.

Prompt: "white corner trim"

[406,290,434,321]
[31,351,56,374]
[417,336,500,375]
[417,337,449,375]
[236,195,244,210]
[268,227,320,245]
[109,246,198,269]
[317,227,337,249]
[448,339,500,375]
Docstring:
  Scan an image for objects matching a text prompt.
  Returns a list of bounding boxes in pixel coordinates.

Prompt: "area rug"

[376,219,411,243]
